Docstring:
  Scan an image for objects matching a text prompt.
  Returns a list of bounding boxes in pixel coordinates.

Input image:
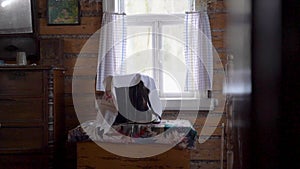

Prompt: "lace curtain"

[96,12,127,91]
[185,11,213,92]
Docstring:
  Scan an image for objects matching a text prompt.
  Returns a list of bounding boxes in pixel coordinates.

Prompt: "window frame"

[127,14,200,98]
[102,0,214,110]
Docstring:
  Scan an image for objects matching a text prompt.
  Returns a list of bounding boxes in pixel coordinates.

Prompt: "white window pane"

[161,24,185,62]
[126,26,153,77]
[125,0,190,15]
[161,24,186,93]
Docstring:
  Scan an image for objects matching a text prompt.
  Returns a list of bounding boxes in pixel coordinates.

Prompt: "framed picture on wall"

[47,0,80,25]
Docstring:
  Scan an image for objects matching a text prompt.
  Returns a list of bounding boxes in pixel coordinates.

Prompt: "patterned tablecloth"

[68,120,198,149]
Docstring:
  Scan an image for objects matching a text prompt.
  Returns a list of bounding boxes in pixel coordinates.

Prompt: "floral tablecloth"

[68,120,198,149]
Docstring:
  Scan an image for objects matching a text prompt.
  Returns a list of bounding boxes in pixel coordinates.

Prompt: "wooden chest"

[0,66,65,169]
[77,141,190,169]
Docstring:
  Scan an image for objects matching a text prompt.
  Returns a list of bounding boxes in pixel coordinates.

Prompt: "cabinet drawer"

[0,154,46,169]
[0,71,44,96]
[0,98,44,122]
[0,127,44,152]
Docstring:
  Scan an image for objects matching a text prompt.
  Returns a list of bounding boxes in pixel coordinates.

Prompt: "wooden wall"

[37,1,228,169]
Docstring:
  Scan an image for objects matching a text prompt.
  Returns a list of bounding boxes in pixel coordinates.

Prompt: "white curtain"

[185,11,213,93]
[96,12,127,91]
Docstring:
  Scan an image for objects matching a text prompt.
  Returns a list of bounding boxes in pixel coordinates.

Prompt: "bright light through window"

[161,24,186,93]
[126,17,187,95]
[126,25,153,77]
[125,0,190,15]
[124,0,195,97]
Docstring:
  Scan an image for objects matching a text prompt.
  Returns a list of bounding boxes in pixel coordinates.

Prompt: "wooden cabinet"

[0,67,65,169]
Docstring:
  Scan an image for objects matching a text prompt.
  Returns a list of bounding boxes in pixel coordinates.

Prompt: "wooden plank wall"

[37,1,228,169]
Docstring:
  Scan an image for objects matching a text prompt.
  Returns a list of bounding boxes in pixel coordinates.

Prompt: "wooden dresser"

[0,66,65,169]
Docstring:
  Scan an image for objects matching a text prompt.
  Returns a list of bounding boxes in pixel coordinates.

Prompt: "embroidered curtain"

[96,12,127,91]
[185,11,213,93]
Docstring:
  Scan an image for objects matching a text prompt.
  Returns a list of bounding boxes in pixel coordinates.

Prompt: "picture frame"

[47,0,80,25]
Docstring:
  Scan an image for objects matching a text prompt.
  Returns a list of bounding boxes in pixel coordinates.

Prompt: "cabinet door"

[0,71,44,96]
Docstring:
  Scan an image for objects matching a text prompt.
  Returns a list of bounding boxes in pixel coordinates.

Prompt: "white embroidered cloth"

[95,73,162,135]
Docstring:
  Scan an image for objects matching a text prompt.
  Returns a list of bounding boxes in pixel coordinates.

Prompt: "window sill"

[160,98,217,111]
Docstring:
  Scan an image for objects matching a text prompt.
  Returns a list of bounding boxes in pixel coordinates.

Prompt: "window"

[126,15,190,97]
[124,0,191,15]
[123,0,198,98]
[100,0,212,99]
